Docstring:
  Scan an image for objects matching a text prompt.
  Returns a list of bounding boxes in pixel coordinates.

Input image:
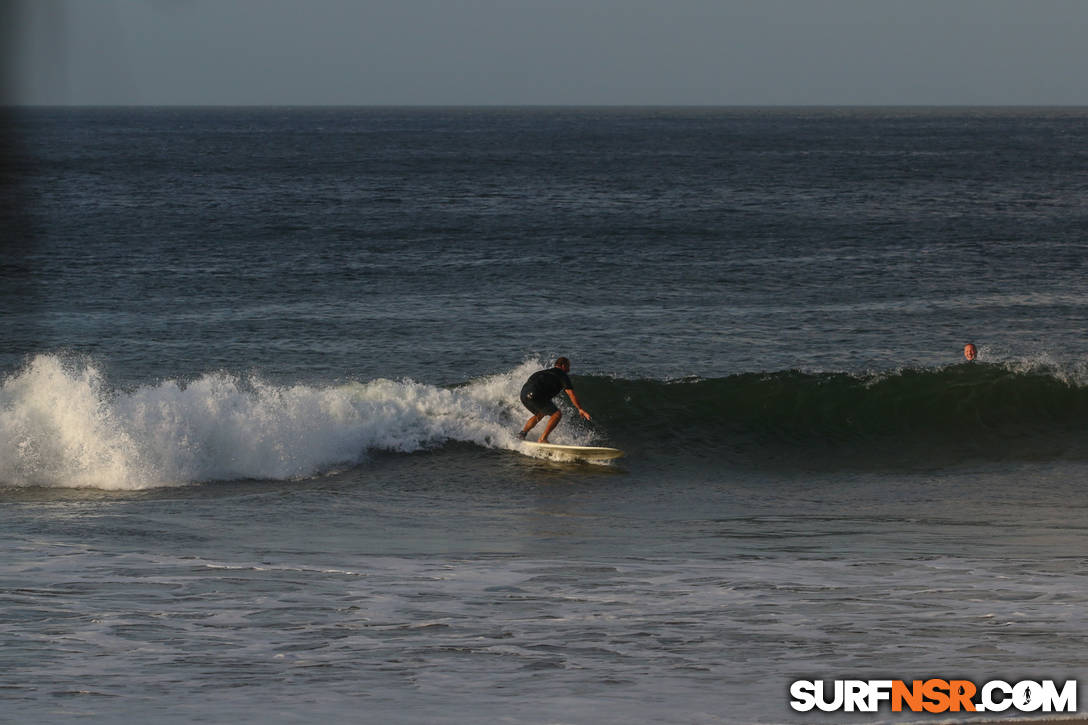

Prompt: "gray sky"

[6,0,1088,105]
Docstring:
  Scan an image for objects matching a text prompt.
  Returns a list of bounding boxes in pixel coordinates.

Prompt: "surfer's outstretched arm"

[565,389,591,420]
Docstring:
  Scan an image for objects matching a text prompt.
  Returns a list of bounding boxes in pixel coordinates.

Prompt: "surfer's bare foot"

[517,430,527,440]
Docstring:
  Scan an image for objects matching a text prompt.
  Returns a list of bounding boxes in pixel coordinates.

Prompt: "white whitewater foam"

[0,355,566,490]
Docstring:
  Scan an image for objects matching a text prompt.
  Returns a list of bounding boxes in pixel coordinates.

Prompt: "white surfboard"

[522,441,624,462]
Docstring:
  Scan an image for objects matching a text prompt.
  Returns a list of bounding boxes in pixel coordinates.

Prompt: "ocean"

[1,107,1087,723]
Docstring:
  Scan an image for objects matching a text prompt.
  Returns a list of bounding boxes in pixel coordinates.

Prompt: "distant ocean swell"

[3,355,1088,489]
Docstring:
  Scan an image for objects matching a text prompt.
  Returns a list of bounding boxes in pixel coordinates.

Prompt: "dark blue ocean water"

[2,108,1087,723]
[6,107,1088,385]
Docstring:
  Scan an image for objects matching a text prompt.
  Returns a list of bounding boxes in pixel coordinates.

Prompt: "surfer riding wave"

[518,357,591,443]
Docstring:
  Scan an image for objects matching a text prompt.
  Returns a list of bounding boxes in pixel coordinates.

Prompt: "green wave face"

[578,364,1088,469]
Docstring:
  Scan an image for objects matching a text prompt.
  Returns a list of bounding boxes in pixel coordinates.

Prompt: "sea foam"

[0,355,546,490]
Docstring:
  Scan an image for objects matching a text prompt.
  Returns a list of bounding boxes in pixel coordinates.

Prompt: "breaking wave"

[0,355,540,489]
[4,354,1088,488]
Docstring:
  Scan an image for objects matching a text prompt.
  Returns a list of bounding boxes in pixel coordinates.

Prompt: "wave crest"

[5,356,1088,488]
[0,356,539,489]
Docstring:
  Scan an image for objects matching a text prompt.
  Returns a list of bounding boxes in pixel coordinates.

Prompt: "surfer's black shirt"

[524,367,573,400]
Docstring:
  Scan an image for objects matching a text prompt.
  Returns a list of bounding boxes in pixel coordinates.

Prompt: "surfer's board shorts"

[520,387,559,416]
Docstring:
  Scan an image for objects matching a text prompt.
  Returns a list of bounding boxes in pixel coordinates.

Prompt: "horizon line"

[5,102,1088,110]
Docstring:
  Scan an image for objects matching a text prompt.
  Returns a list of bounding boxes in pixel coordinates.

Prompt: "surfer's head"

[554,357,571,372]
[963,343,978,361]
